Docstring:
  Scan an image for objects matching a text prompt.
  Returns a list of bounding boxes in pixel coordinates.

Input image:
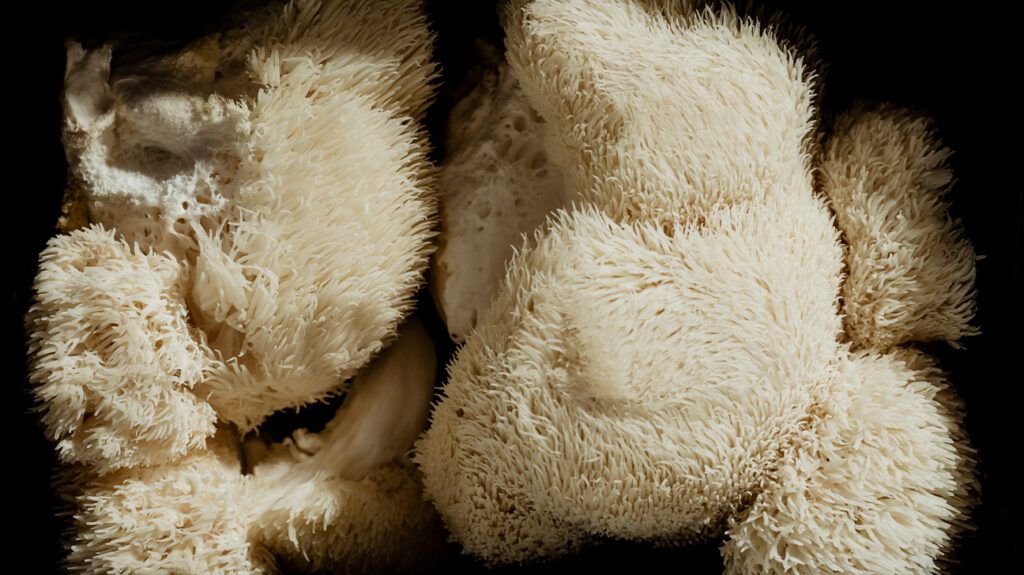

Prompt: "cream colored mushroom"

[432,44,568,342]
[30,0,446,572]
[416,1,978,573]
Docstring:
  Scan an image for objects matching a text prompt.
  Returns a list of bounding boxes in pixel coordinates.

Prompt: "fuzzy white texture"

[722,350,975,575]
[62,318,442,574]
[417,0,977,572]
[249,460,443,574]
[820,108,978,350]
[58,0,439,430]
[183,0,439,428]
[420,0,841,560]
[433,53,568,343]
[27,225,217,473]
[507,0,812,227]
[245,318,442,573]
[32,0,444,572]
[66,429,268,574]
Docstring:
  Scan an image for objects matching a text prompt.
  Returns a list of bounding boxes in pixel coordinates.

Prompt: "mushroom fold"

[416,1,977,573]
[29,0,446,572]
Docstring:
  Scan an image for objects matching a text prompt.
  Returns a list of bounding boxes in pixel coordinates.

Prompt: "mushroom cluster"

[420,1,977,573]
[26,1,978,573]
[29,0,442,572]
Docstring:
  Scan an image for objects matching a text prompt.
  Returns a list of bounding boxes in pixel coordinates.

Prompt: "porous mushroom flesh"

[56,0,438,432]
[432,42,569,343]
[29,0,446,572]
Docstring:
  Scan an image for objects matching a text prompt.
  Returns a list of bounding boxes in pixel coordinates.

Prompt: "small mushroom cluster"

[29,0,442,572]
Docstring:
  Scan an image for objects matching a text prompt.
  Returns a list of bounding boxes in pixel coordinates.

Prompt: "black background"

[4,1,1020,573]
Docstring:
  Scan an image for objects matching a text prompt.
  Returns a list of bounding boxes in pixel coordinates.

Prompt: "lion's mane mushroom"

[432,42,568,343]
[246,319,442,573]
[66,427,261,572]
[56,0,438,431]
[64,320,440,574]
[27,225,216,473]
[28,0,445,572]
[416,1,977,573]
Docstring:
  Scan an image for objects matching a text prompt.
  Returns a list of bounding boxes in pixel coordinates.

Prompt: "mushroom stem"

[301,318,437,481]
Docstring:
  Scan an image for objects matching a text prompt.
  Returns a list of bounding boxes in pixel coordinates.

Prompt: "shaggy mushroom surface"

[29,0,444,572]
[417,1,978,573]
